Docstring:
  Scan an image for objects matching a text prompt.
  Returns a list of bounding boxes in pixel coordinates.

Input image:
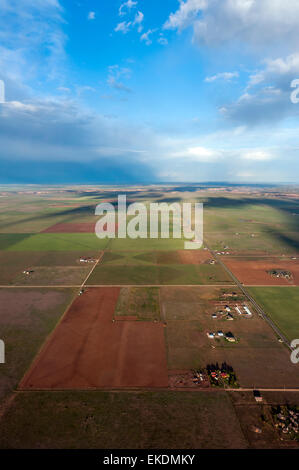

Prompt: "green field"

[248,286,299,341]
[109,237,185,251]
[115,287,160,321]
[87,252,232,285]
[4,233,109,251]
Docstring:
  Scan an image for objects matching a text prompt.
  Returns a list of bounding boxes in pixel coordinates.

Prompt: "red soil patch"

[19,287,168,390]
[42,223,96,233]
[223,258,299,285]
[178,250,214,265]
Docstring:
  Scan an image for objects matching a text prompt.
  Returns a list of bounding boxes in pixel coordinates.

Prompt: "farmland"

[87,250,232,285]
[247,287,299,341]
[0,184,299,449]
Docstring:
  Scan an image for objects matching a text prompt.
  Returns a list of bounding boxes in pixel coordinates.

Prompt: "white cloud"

[0,0,66,85]
[115,9,144,34]
[114,21,132,34]
[133,11,144,32]
[164,0,299,49]
[140,29,156,46]
[107,65,132,93]
[205,72,239,83]
[221,53,299,125]
[164,0,207,30]
[187,146,222,162]
[88,11,96,20]
[3,101,38,113]
[133,11,144,25]
[248,54,299,88]
[119,0,137,16]
[241,149,274,161]
[57,86,71,93]
[158,34,168,46]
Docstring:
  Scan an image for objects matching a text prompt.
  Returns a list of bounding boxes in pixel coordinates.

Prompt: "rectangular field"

[161,286,299,388]
[20,287,168,389]
[87,250,232,285]
[0,251,100,285]
[0,287,76,401]
[115,287,161,321]
[0,391,247,449]
[205,231,299,255]
[248,286,299,341]
[223,257,299,285]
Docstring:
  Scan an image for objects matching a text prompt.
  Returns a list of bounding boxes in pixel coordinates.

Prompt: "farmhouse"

[243,305,252,316]
[225,332,236,343]
[23,269,34,275]
[253,390,263,403]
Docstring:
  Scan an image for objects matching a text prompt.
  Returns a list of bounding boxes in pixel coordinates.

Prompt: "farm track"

[0,284,297,288]
[13,387,299,393]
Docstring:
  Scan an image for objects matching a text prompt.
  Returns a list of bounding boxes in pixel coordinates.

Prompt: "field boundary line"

[79,251,105,289]
[17,287,79,390]
[13,387,299,393]
[0,392,18,422]
[17,254,105,388]
[204,240,292,351]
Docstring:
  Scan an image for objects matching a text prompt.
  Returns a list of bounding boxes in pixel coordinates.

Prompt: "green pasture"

[248,286,299,341]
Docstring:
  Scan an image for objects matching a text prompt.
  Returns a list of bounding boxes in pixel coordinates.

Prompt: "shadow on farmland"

[0,205,96,231]
[1,191,298,252]
[199,195,299,252]
[267,228,299,252]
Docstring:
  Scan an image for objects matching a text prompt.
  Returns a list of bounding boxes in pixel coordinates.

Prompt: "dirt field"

[155,250,213,265]
[0,391,248,449]
[178,250,214,264]
[20,287,168,389]
[42,223,96,233]
[223,257,299,285]
[0,287,76,401]
[160,286,299,388]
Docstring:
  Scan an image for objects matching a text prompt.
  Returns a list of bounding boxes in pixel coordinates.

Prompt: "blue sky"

[0,0,299,183]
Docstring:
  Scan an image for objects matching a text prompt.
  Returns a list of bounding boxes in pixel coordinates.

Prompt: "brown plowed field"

[178,250,214,264]
[42,223,96,233]
[223,257,299,285]
[19,287,168,390]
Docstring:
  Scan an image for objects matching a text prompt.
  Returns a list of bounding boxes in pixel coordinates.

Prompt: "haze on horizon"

[0,0,299,184]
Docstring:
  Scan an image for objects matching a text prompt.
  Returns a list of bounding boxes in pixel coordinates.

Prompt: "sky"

[0,0,299,184]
